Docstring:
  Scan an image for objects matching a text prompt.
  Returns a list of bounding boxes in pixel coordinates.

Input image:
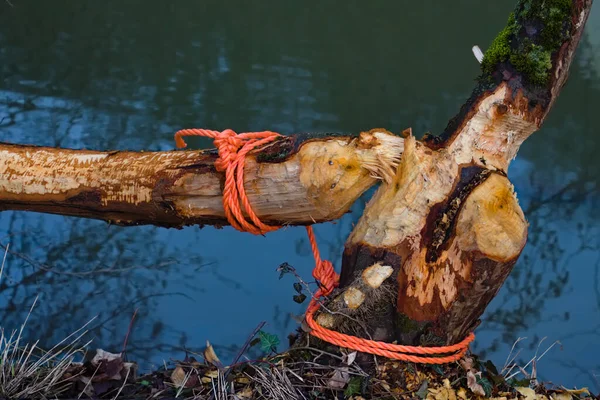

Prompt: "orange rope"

[174,128,474,363]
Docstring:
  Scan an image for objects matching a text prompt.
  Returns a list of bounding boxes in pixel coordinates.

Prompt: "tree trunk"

[314,0,593,350]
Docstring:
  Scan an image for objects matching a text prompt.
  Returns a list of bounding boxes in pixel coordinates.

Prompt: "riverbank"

[2,338,595,399]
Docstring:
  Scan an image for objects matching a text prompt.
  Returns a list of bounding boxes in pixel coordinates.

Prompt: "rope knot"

[213,129,244,172]
[313,260,339,296]
[174,128,282,235]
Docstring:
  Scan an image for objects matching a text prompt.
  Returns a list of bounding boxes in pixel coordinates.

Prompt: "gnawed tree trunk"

[318,0,593,351]
[0,0,593,365]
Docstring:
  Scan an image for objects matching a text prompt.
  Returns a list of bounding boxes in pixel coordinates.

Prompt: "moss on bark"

[481,0,573,86]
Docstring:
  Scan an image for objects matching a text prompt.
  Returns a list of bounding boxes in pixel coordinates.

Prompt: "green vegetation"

[481,0,573,86]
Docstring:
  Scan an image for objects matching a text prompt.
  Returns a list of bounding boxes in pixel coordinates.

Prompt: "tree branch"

[0,130,403,228]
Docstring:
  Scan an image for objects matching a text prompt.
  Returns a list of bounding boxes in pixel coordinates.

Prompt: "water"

[0,0,599,391]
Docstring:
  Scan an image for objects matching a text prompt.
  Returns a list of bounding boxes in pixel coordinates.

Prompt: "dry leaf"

[344,351,357,366]
[204,369,219,379]
[236,386,253,399]
[457,387,468,400]
[467,370,486,396]
[204,340,223,369]
[516,387,548,400]
[171,366,187,387]
[460,357,474,371]
[327,367,350,389]
[550,393,573,400]
[92,349,122,364]
[88,348,137,383]
[427,379,457,400]
[235,376,251,384]
[562,388,590,396]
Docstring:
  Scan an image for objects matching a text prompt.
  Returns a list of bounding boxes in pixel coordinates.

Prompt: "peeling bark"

[0,130,403,228]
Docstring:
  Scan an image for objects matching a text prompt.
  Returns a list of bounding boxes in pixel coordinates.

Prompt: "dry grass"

[0,245,92,399]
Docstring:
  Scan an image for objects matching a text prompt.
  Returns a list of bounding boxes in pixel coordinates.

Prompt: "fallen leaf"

[516,387,549,400]
[344,376,362,397]
[327,367,350,390]
[516,387,536,400]
[415,380,429,399]
[467,370,486,397]
[457,387,468,400]
[102,358,124,379]
[236,386,253,399]
[344,351,357,366]
[235,376,251,384]
[460,357,474,371]
[171,366,187,388]
[427,379,457,400]
[204,369,219,379]
[92,349,122,364]
[550,393,573,400]
[562,387,590,396]
[204,341,223,369]
[87,348,137,384]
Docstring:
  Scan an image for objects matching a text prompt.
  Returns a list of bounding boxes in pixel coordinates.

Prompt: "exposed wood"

[319,0,593,350]
[0,130,403,228]
[314,263,396,342]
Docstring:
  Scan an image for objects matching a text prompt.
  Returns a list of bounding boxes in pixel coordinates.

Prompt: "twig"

[208,321,266,400]
[121,308,139,359]
[78,363,100,399]
[229,321,266,374]
[0,243,8,283]
[111,366,130,400]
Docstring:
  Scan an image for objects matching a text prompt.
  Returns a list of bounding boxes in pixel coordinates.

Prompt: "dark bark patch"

[66,189,102,205]
[340,243,403,288]
[256,133,356,163]
[423,167,493,263]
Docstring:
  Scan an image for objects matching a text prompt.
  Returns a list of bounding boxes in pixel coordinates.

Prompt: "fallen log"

[0,130,403,228]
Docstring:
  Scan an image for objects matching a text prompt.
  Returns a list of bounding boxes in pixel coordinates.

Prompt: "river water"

[0,0,599,391]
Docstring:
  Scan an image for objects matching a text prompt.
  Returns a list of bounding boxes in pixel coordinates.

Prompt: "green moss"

[509,43,553,85]
[396,313,421,334]
[481,13,517,76]
[519,0,573,48]
[480,0,573,86]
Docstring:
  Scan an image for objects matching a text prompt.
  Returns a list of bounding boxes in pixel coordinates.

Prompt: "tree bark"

[0,130,402,228]
[314,0,593,349]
